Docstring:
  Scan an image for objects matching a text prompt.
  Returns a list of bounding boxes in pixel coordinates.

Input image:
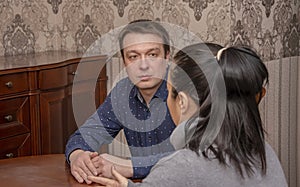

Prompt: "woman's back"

[137,142,287,187]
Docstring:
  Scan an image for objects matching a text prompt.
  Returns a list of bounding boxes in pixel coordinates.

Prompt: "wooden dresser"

[0,51,107,159]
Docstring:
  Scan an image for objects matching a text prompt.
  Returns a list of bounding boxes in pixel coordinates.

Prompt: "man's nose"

[139,56,149,69]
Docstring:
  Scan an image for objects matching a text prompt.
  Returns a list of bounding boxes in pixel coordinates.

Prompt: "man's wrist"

[116,161,133,178]
[100,153,134,178]
[69,149,84,163]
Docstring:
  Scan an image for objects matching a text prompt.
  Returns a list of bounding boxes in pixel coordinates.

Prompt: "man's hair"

[118,19,170,59]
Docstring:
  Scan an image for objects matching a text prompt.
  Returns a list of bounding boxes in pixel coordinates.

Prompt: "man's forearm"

[100,153,134,178]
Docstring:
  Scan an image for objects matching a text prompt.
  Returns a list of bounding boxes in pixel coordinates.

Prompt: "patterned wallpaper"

[0,0,298,60]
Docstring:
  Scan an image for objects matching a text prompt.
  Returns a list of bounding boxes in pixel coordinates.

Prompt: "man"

[65,20,176,184]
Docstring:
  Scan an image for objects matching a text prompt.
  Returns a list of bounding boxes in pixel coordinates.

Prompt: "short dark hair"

[118,19,170,59]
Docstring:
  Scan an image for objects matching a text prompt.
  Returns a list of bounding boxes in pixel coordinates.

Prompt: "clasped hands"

[69,150,132,186]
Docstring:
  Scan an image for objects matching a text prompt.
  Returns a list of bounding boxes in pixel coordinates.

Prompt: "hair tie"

[216,47,227,61]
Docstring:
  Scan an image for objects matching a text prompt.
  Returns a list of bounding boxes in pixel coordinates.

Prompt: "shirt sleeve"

[65,93,123,163]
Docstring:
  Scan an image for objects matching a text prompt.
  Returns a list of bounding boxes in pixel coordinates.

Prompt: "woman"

[88,43,288,186]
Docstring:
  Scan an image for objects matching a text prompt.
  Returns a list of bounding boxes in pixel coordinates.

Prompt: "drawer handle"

[5,81,13,88]
[4,115,13,122]
[6,153,14,158]
[71,72,77,75]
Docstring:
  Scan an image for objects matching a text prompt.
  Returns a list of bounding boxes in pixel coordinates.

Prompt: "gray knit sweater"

[128,143,287,187]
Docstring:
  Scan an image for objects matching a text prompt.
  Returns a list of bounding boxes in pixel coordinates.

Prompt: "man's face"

[122,33,169,91]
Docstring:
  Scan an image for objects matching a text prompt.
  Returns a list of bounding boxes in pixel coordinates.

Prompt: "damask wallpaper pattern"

[0,0,299,186]
[0,0,298,60]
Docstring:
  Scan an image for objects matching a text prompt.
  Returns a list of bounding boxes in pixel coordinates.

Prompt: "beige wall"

[260,56,299,187]
[0,0,299,186]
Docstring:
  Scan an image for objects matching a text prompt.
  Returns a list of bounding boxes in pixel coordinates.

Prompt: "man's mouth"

[138,75,152,81]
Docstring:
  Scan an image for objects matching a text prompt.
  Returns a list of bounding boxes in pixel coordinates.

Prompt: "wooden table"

[0,154,98,187]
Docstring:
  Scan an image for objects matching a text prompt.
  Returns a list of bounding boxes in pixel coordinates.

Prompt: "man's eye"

[148,53,158,58]
[128,55,137,60]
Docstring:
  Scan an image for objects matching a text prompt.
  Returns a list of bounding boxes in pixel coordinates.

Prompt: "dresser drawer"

[0,133,31,159]
[39,66,68,90]
[68,63,78,84]
[0,97,30,139]
[69,61,106,84]
[0,72,29,96]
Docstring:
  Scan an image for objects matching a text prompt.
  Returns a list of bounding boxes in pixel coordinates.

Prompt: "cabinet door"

[39,89,67,154]
[66,61,107,153]
[39,60,107,154]
[39,73,106,154]
[66,81,108,153]
[39,65,69,154]
[66,81,102,134]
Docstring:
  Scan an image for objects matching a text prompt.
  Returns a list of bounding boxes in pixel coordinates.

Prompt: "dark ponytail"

[212,46,268,178]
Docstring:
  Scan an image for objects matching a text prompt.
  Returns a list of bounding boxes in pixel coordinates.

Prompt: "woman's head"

[217,46,268,103]
[168,43,269,178]
[167,43,222,125]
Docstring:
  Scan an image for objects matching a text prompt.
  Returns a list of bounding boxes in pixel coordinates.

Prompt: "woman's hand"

[93,153,133,179]
[88,166,128,187]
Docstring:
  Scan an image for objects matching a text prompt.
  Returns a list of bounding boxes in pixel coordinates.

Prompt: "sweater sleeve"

[127,151,194,187]
[130,150,174,179]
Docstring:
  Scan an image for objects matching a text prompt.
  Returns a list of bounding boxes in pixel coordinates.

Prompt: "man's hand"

[88,166,128,187]
[92,153,133,179]
[69,150,99,184]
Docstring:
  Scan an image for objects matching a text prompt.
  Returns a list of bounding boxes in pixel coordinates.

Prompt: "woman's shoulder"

[264,142,288,186]
[159,149,198,161]
[265,142,282,162]
[154,148,207,170]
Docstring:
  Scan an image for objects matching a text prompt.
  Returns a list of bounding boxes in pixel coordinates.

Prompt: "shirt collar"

[132,80,168,103]
[131,66,169,102]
